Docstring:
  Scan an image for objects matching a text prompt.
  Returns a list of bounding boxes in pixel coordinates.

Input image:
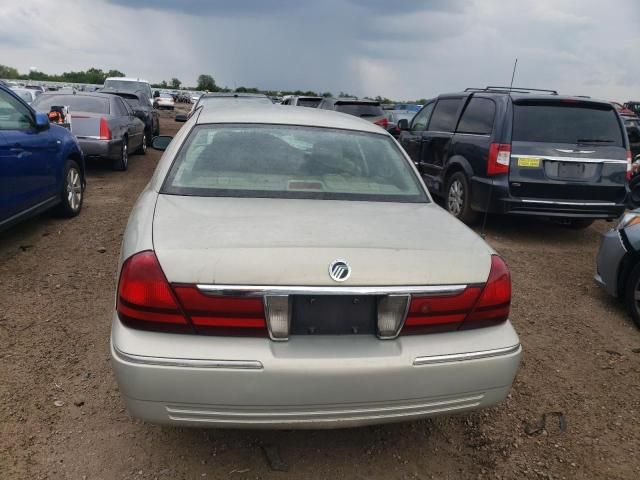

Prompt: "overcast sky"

[1,0,639,100]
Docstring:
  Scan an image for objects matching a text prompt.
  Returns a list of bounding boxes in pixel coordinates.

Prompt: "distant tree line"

[1,64,425,103]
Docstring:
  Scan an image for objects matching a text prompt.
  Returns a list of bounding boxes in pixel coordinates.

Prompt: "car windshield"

[162,124,427,203]
[103,80,152,99]
[33,95,110,114]
[513,102,624,145]
[335,103,384,118]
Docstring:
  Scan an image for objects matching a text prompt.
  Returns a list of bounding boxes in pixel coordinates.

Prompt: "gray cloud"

[0,0,638,101]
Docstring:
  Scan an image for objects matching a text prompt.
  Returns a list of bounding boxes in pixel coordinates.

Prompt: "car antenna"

[480,58,518,239]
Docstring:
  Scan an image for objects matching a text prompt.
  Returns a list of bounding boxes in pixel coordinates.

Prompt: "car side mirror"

[397,119,409,131]
[34,112,50,131]
[151,135,172,151]
[175,113,187,123]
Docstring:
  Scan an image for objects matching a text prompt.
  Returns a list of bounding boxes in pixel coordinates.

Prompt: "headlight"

[617,212,640,230]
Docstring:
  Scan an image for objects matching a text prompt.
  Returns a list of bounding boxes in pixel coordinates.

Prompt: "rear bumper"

[76,138,121,160]
[470,176,626,219]
[111,316,521,429]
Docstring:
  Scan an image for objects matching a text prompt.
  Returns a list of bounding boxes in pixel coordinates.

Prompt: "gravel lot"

[1,107,639,480]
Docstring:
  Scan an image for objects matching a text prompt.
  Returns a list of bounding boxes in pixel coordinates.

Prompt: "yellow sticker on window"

[517,157,541,168]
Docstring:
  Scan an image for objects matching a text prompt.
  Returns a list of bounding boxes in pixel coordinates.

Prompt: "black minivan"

[398,87,631,227]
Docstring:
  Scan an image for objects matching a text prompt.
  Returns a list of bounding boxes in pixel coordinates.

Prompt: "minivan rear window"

[513,102,624,146]
[335,103,384,118]
[297,98,322,108]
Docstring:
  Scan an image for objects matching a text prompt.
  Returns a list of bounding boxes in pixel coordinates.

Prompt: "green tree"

[105,69,126,78]
[170,78,181,89]
[321,91,333,98]
[0,64,19,79]
[197,74,217,91]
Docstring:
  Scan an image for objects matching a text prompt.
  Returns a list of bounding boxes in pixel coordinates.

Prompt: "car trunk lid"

[152,195,492,286]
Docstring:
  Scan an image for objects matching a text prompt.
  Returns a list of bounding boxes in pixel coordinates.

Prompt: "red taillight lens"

[462,255,511,329]
[487,143,511,176]
[375,118,389,128]
[99,117,111,140]
[173,286,268,336]
[627,150,633,181]
[116,251,189,331]
[400,255,511,335]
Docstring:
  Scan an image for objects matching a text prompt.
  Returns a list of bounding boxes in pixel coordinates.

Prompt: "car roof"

[100,89,145,97]
[195,104,387,134]
[440,90,612,106]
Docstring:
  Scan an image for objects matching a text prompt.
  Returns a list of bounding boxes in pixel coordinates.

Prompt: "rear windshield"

[297,98,321,108]
[162,124,427,203]
[103,80,152,99]
[513,102,624,146]
[33,95,110,114]
[335,103,384,118]
[116,94,145,107]
[200,96,272,106]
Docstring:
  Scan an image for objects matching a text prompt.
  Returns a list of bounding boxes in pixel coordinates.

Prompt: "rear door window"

[513,102,624,146]
[457,98,495,135]
[428,98,463,132]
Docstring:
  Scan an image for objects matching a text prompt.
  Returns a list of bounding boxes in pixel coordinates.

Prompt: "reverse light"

[99,117,112,140]
[487,143,511,176]
[264,295,291,340]
[377,295,410,338]
[627,150,633,181]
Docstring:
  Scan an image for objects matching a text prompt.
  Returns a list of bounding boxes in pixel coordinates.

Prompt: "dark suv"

[398,87,631,227]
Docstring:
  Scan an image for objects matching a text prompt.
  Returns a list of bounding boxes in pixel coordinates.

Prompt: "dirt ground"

[1,106,639,480]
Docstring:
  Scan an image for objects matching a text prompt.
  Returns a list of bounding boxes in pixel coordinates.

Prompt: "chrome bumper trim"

[413,344,521,366]
[520,199,617,207]
[511,154,628,164]
[196,284,468,297]
[112,346,263,370]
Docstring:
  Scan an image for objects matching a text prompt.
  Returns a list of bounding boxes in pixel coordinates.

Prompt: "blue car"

[0,84,85,231]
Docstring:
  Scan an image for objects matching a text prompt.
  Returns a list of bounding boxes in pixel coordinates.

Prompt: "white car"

[154,93,175,110]
[10,87,37,104]
[111,105,521,429]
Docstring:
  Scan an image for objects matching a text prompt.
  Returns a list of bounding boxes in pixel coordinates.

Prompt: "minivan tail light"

[99,117,112,140]
[627,150,633,181]
[116,251,190,331]
[487,143,511,176]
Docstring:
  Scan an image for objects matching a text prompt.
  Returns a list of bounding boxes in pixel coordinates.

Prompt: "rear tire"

[53,160,83,218]
[445,172,478,224]
[137,133,148,155]
[112,139,129,171]
[624,263,640,328]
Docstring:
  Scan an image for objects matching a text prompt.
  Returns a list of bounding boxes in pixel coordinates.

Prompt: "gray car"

[32,92,146,171]
[595,210,640,327]
[110,105,521,429]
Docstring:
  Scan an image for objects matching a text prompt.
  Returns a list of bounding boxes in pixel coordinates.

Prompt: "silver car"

[595,210,640,327]
[111,105,521,429]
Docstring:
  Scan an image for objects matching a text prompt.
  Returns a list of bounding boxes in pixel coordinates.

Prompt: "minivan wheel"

[53,160,83,218]
[138,133,148,155]
[446,172,478,224]
[112,139,128,171]
[624,263,640,328]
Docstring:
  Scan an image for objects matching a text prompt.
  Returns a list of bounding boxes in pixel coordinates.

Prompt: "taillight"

[461,255,511,329]
[627,150,633,181]
[400,255,511,335]
[375,118,389,128]
[99,117,111,140]
[173,286,268,336]
[116,251,190,332]
[487,143,511,176]
[116,251,268,336]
